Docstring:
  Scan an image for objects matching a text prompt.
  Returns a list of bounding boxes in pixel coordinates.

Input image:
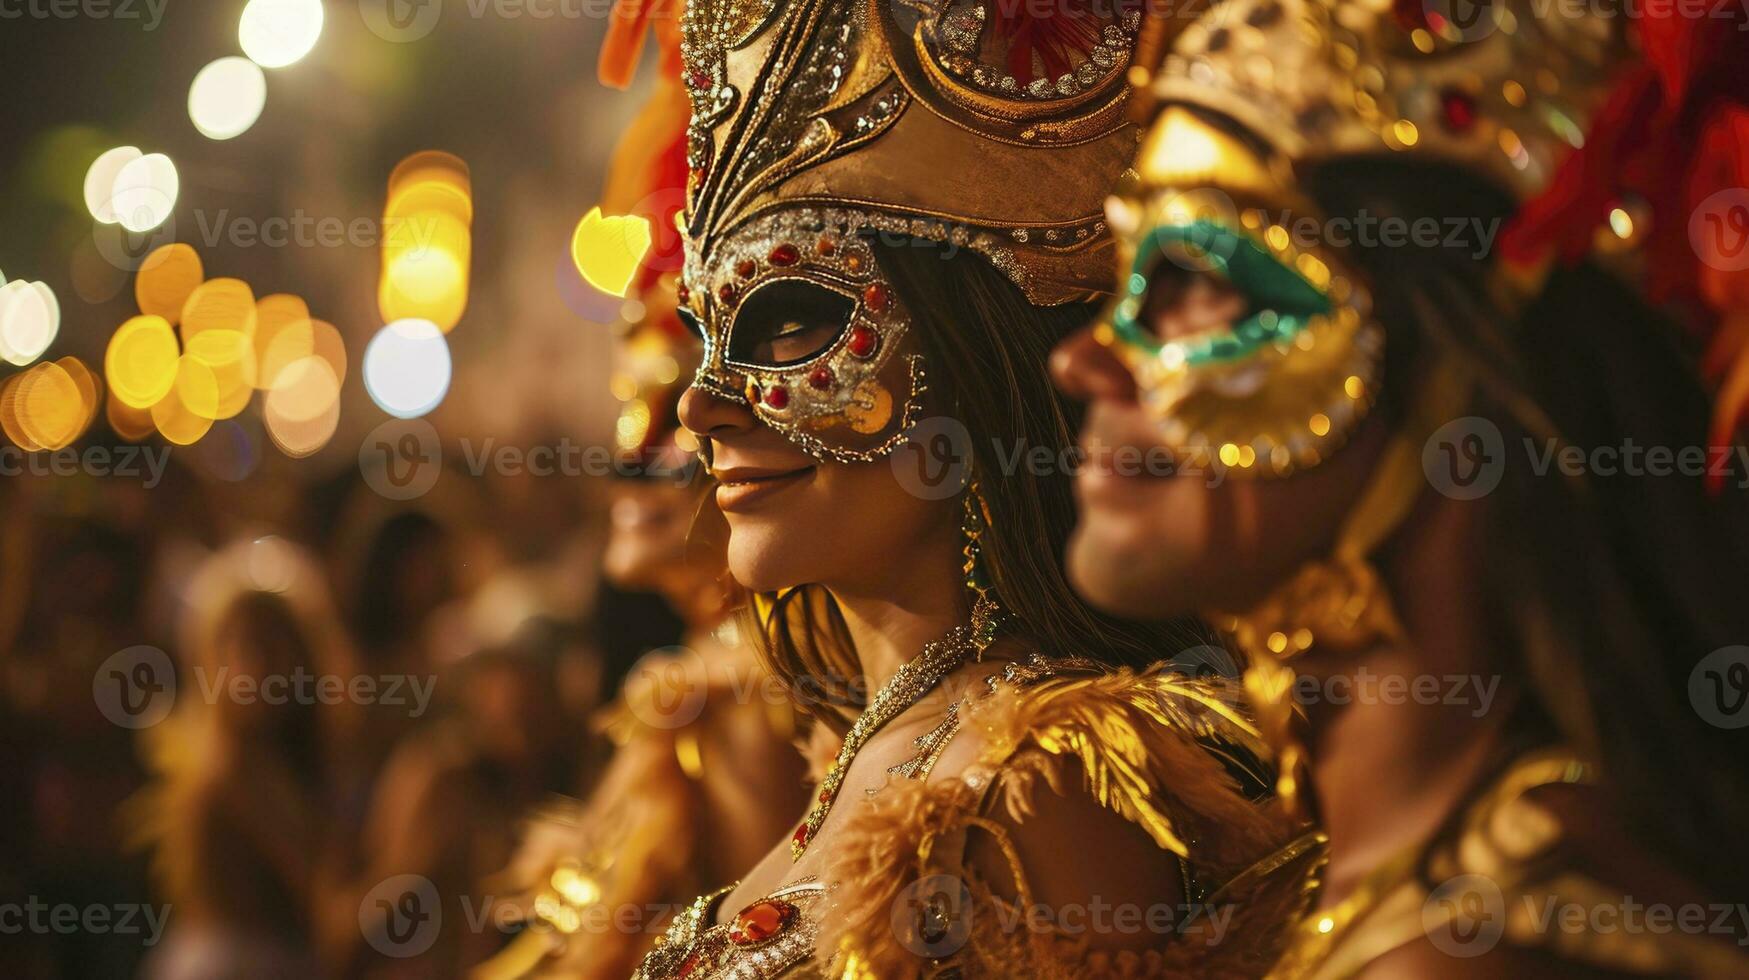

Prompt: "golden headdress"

[677,0,1147,462]
[1096,0,1632,478]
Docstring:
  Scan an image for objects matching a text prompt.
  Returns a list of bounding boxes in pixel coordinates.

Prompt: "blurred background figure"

[132,536,357,979]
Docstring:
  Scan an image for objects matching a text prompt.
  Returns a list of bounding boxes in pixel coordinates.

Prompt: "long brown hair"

[737,237,1218,730]
[1305,157,1749,896]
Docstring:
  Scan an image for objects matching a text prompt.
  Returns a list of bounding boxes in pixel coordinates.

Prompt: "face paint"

[683,208,924,464]
[1095,109,1382,478]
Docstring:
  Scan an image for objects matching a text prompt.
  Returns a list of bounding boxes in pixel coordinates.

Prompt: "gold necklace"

[789,599,994,859]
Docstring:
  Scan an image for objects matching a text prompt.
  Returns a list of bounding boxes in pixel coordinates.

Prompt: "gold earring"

[962,479,1003,654]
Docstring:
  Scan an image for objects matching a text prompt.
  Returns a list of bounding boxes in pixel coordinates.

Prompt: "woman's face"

[677,385,958,595]
[1050,284,1390,620]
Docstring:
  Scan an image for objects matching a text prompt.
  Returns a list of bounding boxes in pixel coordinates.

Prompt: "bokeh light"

[364,318,452,419]
[181,278,258,342]
[189,57,268,141]
[83,145,141,224]
[150,355,219,445]
[106,390,156,442]
[0,280,61,367]
[105,314,181,409]
[380,151,473,332]
[572,207,652,298]
[264,355,341,458]
[110,152,180,233]
[184,328,257,420]
[239,0,324,70]
[136,244,205,323]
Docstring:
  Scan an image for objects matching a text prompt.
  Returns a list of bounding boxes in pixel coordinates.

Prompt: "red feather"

[989,0,1108,82]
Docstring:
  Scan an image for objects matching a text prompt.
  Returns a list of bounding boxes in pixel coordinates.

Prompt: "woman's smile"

[712,463,818,512]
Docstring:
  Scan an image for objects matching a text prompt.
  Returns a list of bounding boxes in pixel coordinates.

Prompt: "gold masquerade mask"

[1102,0,1624,477]
[679,0,1146,462]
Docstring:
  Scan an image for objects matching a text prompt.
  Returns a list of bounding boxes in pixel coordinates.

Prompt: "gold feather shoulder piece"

[819,661,1321,979]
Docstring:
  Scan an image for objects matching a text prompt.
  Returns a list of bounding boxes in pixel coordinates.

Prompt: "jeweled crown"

[679,0,1149,306]
[1135,0,1627,203]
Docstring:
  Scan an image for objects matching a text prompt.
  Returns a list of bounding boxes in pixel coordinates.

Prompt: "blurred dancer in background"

[480,20,810,975]
[134,536,357,979]
[1054,1,1749,975]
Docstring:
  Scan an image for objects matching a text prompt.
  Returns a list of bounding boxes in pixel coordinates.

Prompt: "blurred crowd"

[0,441,699,978]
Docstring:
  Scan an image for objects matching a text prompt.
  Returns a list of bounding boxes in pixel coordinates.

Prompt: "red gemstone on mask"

[1440,88,1477,132]
[808,366,834,390]
[816,236,838,257]
[677,951,703,978]
[792,823,810,847]
[736,259,757,279]
[848,325,879,359]
[687,71,711,90]
[764,386,790,410]
[718,283,738,305]
[863,283,890,313]
[769,243,800,266]
[676,283,691,305]
[728,899,798,947]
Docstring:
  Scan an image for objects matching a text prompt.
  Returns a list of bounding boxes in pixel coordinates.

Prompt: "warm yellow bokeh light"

[151,355,220,445]
[0,373,41,451]
[239,0,324,70]
[136,244,205,323]
[264,355,341,458]
[106,315,181,409]
[185,328,258,419]
[189,57,268,141]
[387,152,471,215]
[15,361,85,450]
[181,278,258,342]
[107,390,156,442]
[572,207,653,299]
